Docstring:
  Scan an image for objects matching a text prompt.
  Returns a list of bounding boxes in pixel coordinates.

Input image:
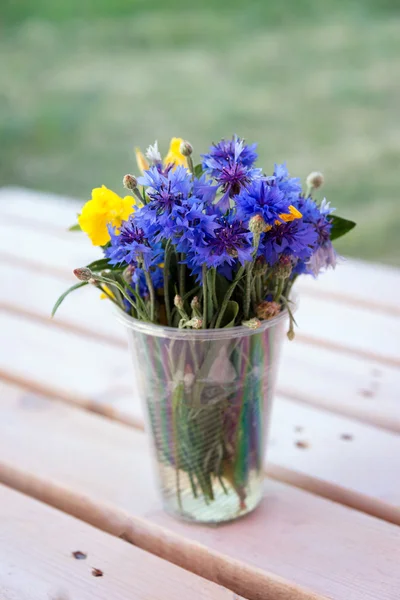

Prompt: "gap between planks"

[0,462,327,600]
[1,301,399,435]
[2,208,399,318]
[1,369,399,527]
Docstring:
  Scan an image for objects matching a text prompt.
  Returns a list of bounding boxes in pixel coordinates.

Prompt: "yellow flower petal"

[78,185,136,246]
[163,137,188,169]
[278,205,303,224]
[135,148,149,173]
[100,284,115,300]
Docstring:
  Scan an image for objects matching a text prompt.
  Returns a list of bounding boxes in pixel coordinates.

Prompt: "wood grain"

[1,307,400,520]
[0,484,243,600]
[2,260,400,432]
[0,382,399,600]
[2,186,399,314]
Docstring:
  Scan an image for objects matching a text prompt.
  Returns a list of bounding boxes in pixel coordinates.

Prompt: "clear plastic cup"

[118,311,287,523]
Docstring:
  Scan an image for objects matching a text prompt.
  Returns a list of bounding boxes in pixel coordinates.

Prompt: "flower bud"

[73,267,93,281]
[274,255,292,279]
[179,140,193,157]
[287,327,295,341]
[248,215,267,234]
[242,318,261,330]
[256,301,281,320]
[189,316,203,329]
[306,171,324,190]
[174,294,184,310]
[123,174,138,190]
[190,296,200,310]
[122,264,135,284]
[254,256,268,276]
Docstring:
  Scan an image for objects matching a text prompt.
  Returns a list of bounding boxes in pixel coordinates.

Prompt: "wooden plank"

[1,261,400,432]
[1,304,400,519]
[2,217,399,365]
[0,484,240,600]
[0,383,399,600]
[2,186,399,315]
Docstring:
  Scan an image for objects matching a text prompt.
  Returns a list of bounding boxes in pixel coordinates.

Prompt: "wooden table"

[1,186,400,600]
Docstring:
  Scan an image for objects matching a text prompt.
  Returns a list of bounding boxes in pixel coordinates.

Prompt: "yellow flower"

[279,205,302,223]
[135,137,188,174]
[100,284,115,300]
[163,137,188,169]
[78,185,136,246]
[264,205,303,232]
[135,148,149,174]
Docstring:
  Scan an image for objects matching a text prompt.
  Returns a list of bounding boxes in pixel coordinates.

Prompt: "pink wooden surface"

[0,187,399,599]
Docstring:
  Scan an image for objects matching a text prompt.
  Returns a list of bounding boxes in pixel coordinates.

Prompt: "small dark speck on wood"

[72,551,87,560]
[295,440,309,449]
[359,388,374,398]
[92,568,103,577]
[340,433,353,441]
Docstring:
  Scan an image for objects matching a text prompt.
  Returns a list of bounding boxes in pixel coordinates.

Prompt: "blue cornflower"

[265,163,302,201]
[292,197,336,276]
[173,202,220,253]
[260,218,318,266]
[202,135,258,173]
[105,217,156,269]
[188,211,253,271]
[201,136,262,212]
[236,178,292,226]
[193,174,219,205]
[137,165,192,221]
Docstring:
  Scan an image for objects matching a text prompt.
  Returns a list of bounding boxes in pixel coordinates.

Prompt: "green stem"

[244,262,253,320]
[274,277,285,303]
[215,265,245,328]
[187,155,194,174]
[256,275,262,304]
[144,269,156,322]
[211,268,218,309]
[202,264,207,329]
[163,240,173,326]
[206,270,214,325]
[179,253,186,299]
[94,274,139,313]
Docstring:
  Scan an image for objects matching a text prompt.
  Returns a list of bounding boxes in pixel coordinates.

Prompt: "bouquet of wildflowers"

[55,136,354,332]
[54,136,355,521]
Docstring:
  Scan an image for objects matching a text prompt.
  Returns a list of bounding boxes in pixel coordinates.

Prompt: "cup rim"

[115,302,291,340]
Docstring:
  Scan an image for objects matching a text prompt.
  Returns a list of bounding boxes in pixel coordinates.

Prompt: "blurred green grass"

[1,1,400,263]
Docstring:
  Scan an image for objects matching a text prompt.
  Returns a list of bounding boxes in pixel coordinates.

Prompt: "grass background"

[1,0,400,264]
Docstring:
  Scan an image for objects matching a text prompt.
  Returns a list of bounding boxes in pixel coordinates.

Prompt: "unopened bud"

[180,140,193,157]
[256,301,281,320]
[287,327,295,341]
[275,255,292,279]
[122,264,135,283]
[190,296,200,310]
[123,174,138,190]
[73,267,93,281]
[242,318,261,330]
[249,215,267,234]
[174,295,184,310]
[189,316,203,329]
[254,256,268,276]
[306,171,324,190]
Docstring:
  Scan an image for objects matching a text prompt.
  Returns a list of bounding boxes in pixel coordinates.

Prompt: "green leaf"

[68,223,82,232]
[220,301,239,328]
[329,215,356,241]
[85,258,122,272]
[194,163,204,178]
[51,281,87,317]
